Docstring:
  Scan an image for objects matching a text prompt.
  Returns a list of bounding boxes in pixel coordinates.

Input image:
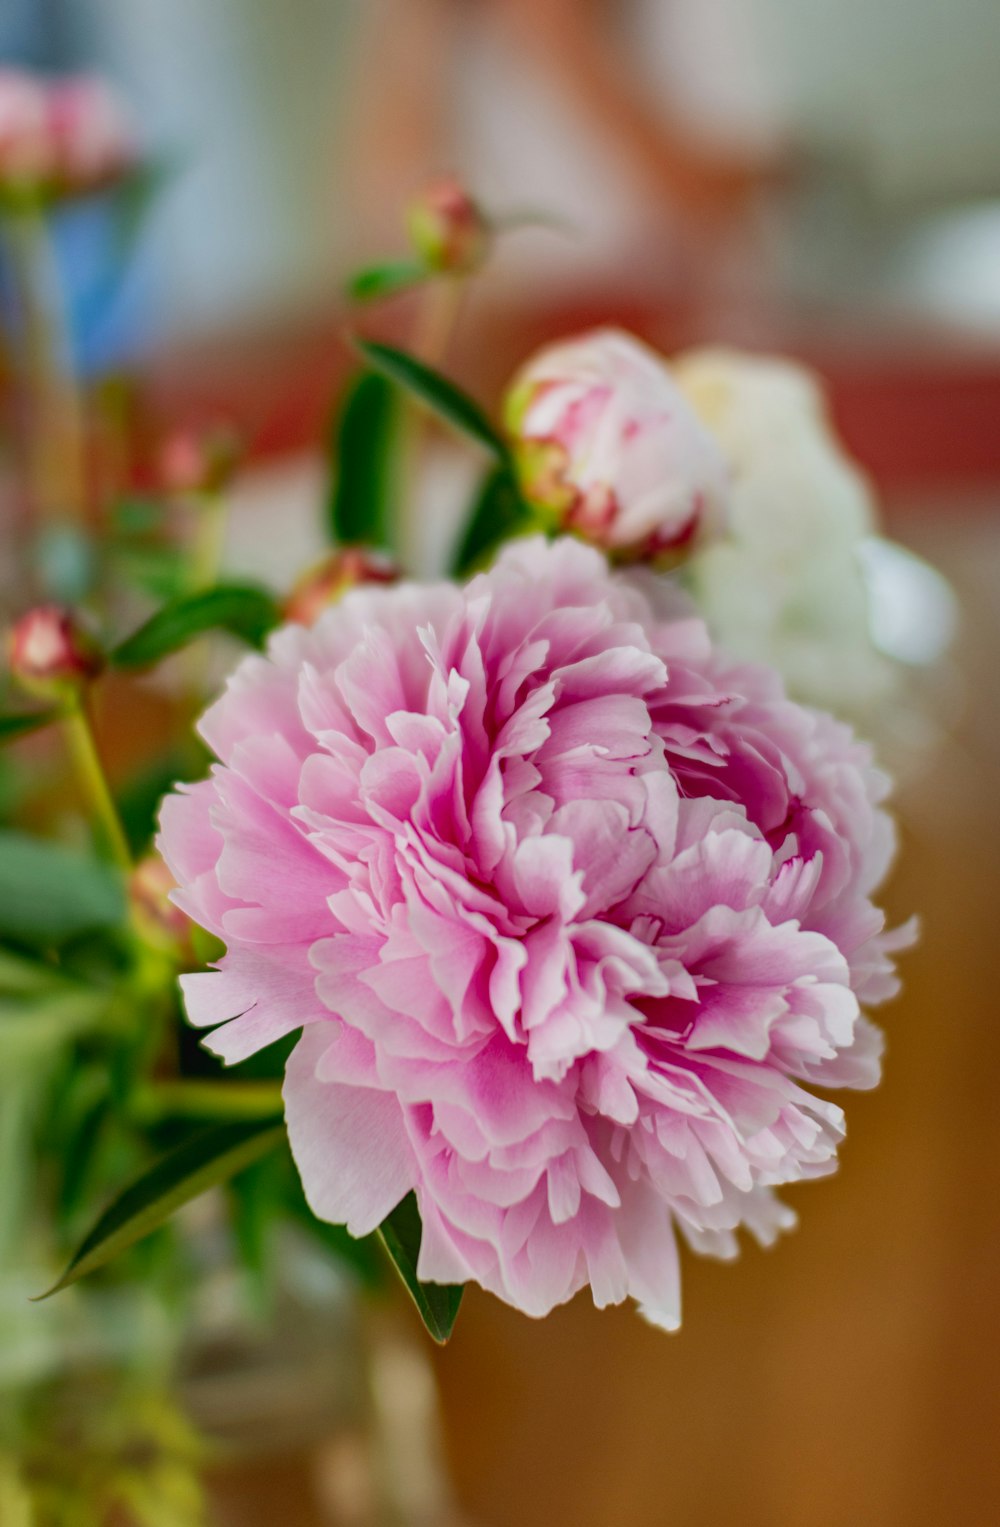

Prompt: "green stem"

[399,276,466,571]
[131,1081,284,1124]
[188,490,229,593]
[1,201,87,530]
[62,699,132,875]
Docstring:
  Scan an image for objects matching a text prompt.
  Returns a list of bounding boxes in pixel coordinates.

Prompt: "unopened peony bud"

[47,76,136,193]
[8,605,104,699]
[505,328,729,565]
[159,424,243,498]
[129,856,193,956]
[0,69,51,190]
[284,549,399,627]
[406,178,490,275]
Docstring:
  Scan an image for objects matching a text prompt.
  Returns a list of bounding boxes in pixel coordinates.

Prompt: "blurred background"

[2,1,999,1524]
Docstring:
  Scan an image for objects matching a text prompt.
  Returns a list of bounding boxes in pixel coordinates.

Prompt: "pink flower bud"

[46,76,136,193]
[159,424,243,498]
[0,69,52,189]
[504,328,729,565]
[406,178,490,275]
[283,549,399,627]
[129,856,194,956]
[8,605,104,699]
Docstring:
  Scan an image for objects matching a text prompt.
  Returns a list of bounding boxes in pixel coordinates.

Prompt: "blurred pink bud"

[406,178,490,275]
[8,605,104,698]
[0,69,52,189]
[284,548,399,627]
[130,856,193,956]
[159,424,243,498]
[46,76,136,192]
[504,328,730,565]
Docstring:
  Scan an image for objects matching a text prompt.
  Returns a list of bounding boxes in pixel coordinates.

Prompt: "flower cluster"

[160,535,910,1328]
[0,68,135,199]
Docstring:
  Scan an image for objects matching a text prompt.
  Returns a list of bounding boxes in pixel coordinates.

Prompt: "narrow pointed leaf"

[111,584,281,670]
[0,709,59,745]
[327,370,400,548]
[356,339,507,459]
[36,1117,285,1299]
[346,259,429,304]
[0,831,124,943]
[377,1192,464,1344]
[451,463,537,576]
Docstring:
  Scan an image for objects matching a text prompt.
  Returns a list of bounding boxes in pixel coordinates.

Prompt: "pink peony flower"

[505,329,729,564]
[159,537,910,1328]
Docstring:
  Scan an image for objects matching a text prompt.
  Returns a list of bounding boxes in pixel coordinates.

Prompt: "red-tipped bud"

[47,76,136,194]
[8,605,104,699]
[159,423,243,498]
[0,69,51,190]
[406,178,490,276]
[283,549,399,627]
[0,69,136,198]
[129,856,194,957]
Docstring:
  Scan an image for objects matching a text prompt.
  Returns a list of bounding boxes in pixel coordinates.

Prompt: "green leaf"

[0,709,59,745]
[327,370,400,549]
[36,1117,285,1298]
[356,339,507,459]
[0,830,124,944]
[107,156,181,264]
[451,463,537,576]
[110,584,281,670]
[377,1192,464,1344]
[346,259,429,304]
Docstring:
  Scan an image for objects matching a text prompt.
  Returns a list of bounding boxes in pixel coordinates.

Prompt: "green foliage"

[326,370,400,549]
[346,258,429,303]
[0,709,60,746]
[377,1193,463,1344]
[38,1117,285,1299]
[356,339,507,458]
[0,831,124,945]
[110,584,281,670]
[451,462,537,576]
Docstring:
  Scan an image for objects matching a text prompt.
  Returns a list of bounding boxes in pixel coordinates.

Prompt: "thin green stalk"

[131,1081,284,1125]
[187,490,229,593]
[399,276,467,571]
[61,699,132,875]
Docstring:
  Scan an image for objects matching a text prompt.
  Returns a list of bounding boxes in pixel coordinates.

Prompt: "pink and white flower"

[0,70,51,189]
[46,75,136,193]
[159,537,910,1328]
[505,329,729,564]
[0,69,134,197]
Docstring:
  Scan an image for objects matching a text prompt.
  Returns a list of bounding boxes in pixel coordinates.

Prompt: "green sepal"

[377,1192,464,1344]
[346,259,430,304]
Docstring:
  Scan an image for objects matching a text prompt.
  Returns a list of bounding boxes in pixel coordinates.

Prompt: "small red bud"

[159,423,243,498]
[406,178,490,276]
[8,605,104,699]
[283,549,399,627]
[129,856,194,957]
